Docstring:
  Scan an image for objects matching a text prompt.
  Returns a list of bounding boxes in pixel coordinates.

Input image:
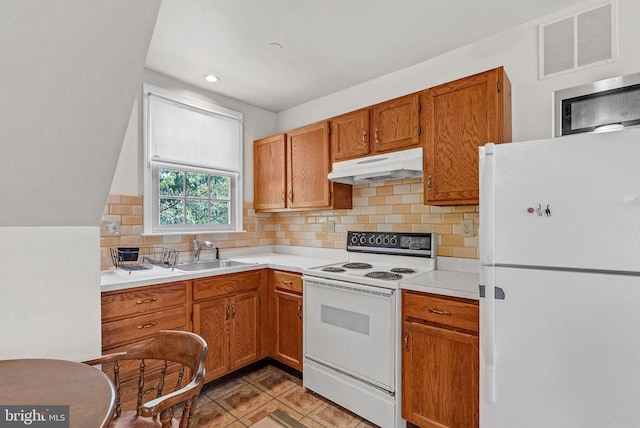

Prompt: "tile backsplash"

[100,178,478,270]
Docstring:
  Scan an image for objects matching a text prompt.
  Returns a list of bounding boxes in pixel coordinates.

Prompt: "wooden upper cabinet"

[254,124,352,212]
[423,66,512,205]
[330,109,370,162]
[372,93,421,153]
[287,121,331,208]
[254,134,286,211]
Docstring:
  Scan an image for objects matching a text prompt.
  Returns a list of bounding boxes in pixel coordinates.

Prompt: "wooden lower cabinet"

[402,290,479,428]
[271,270,303,371]
[273,289,302,370]
[191,271,264,383]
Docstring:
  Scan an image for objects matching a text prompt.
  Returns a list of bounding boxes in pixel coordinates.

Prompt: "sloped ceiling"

[0,1,161,227]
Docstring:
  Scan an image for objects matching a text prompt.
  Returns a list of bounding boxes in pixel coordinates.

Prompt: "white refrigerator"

[479,127,640,428]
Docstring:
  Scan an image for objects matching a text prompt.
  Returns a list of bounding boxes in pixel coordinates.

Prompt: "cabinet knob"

[374,128,380,144]
[362,130,367,145]
[297,304,302,319]
[404,331,410,352]
[427,174,433,193]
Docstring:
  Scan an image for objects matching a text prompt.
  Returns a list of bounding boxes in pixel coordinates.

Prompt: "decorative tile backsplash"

[100,178,478,270]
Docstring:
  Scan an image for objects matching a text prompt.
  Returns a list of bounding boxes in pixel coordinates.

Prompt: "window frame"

[142,84,244,235]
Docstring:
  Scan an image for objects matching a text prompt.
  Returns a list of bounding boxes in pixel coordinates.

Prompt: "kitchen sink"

[176,259,253,272]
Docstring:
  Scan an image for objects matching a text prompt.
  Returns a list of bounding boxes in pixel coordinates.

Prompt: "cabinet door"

[287,121,331,209]
[254,134,287,211]
[273,289,302,371]
[372,93,420,153]
[229,291,260,370]
[330,109,370,162]
[193,297,230,381]
[423,67,511,205]
[402,320,479,428]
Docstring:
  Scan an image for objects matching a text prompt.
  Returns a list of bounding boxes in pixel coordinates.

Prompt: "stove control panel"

[347,231,437,257]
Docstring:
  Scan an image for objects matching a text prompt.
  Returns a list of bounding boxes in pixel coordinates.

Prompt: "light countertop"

[400,256,479,300]
[101,245,479,299]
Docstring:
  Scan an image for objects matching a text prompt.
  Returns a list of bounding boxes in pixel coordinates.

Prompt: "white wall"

[277,0,640,143]
[0,227,102,361]
[109,69,278,201]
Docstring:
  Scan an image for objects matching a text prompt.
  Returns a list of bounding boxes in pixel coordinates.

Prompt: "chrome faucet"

[193,239,213,261]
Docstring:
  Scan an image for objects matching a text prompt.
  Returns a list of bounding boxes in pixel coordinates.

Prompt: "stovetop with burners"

[303,231,438,289]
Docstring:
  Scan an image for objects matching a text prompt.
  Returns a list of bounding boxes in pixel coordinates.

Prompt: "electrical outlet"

[328,219,335,233]
[100,220,120,236]
[460,219,474,238]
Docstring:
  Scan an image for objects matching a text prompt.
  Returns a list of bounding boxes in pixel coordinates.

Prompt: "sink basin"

[176,259,252,272]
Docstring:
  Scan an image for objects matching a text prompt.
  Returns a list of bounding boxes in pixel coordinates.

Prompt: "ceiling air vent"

[539,0,617,79]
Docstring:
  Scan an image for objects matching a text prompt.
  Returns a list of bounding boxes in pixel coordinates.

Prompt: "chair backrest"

[85,330,207,428]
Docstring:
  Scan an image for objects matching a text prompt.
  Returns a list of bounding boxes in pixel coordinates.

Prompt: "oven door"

[303,276,396,392]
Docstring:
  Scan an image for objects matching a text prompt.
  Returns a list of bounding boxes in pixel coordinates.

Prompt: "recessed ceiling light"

[204,74,219,83]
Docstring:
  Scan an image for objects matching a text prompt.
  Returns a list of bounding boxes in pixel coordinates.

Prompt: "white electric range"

[302,231,437,428]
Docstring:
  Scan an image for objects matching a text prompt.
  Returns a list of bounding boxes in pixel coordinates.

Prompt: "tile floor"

[189,363,378,427]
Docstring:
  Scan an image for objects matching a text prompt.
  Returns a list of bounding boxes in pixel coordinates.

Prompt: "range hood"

[328,147,423,184]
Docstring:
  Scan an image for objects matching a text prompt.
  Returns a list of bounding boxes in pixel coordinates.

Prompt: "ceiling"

[146,0,587,113]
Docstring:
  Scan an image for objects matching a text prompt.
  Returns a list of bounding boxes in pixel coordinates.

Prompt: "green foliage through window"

[159,168,231,226]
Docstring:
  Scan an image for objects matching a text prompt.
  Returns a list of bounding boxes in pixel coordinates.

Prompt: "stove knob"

[375,236,383,245]
[390,237,398,246]
[382,236,390,244]
[359,236,366,244]
[369,236,375,244]
[350,235,359,245]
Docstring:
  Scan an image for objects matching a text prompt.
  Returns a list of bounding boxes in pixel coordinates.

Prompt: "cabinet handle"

[297,304,302,319]
[136,297,157,305]
[404,332,410,352]
[362,130,367,145]
[281,279,294,285]
[428,308,451,316]
[225,305,230,320]
[137,321,157,330]
[231,303,236,319]
[427,174,432,193]
[288,191,293,202]
[374,128,380,144]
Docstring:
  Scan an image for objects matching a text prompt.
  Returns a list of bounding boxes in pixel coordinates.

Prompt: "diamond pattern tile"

[187,364,377,427]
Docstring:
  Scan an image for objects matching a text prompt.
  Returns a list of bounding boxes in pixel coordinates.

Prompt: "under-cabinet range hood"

[328,147,423,184]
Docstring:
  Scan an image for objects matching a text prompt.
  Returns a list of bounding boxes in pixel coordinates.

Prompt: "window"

[143,84,243,234]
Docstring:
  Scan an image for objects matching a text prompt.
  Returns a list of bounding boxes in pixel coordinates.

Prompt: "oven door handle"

[302,275,395,297]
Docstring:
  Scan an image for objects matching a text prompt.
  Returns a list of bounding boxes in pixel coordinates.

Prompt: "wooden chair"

[84,330,207,428]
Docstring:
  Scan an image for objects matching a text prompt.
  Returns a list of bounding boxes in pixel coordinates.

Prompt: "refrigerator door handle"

[479,285,505,300]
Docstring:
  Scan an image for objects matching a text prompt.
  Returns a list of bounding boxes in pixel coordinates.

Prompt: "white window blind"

[148,92,242,171]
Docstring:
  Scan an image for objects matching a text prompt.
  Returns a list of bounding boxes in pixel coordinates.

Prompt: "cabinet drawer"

[102,307,187,350]
[403,291,478,334]
[101,282,187,321]
[193,271,260,301]
[273,271,302,294]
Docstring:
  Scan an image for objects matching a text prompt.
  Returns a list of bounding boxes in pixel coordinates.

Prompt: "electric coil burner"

[342,262,373,269]
[321,266,346,273]
[365,271,403,280]
[302,231,438,428]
